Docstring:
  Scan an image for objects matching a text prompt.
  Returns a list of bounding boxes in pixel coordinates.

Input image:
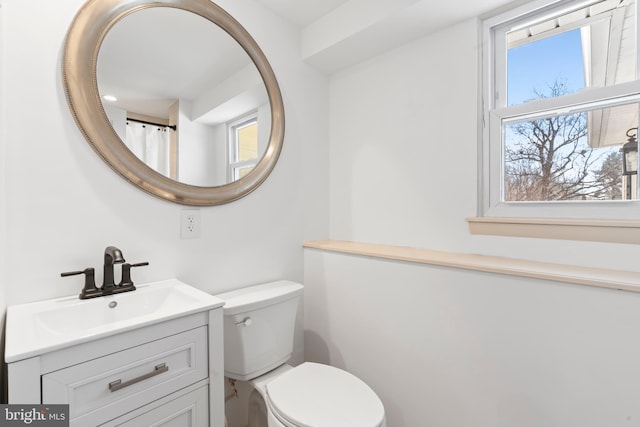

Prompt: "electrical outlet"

[180,209,201,239]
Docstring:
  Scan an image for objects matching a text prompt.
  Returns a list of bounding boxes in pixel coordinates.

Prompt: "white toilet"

[217,280,386,427]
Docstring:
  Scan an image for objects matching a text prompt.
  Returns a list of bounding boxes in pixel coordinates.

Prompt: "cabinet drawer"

[42,326,208,422]
[99,385,209,427]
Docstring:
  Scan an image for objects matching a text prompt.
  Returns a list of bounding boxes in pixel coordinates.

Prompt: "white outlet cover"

[180,209,201,239]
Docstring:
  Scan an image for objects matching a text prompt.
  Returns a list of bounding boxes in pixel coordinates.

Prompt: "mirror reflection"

[97,7,270,187]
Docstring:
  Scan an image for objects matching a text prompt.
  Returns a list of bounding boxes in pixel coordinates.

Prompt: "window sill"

[466,217,640,244]
[303,239,640,293]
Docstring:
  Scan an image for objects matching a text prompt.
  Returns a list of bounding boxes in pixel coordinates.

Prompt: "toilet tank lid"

[217,281,303,315]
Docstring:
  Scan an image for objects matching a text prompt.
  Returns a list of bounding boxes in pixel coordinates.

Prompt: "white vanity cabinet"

[5,280,225,427]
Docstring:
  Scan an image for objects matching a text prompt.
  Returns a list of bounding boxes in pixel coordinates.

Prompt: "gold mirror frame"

[63,0,285,206]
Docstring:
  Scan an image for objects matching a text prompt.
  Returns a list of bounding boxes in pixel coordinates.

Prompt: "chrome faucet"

[61,246,148,299]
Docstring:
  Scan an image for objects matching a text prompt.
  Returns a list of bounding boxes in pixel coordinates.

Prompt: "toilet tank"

[217,281,303,381]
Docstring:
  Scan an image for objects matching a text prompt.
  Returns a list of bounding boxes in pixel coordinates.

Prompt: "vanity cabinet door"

[100,385,209,427]
[42,326,208,425]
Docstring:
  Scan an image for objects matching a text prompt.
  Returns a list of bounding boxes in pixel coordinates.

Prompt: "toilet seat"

[266,362,385,427]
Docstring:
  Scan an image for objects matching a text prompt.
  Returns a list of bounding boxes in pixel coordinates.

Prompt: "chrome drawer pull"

[108,363,169,392]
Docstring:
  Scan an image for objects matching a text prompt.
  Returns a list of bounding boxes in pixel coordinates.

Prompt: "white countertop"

[5,279,224,363]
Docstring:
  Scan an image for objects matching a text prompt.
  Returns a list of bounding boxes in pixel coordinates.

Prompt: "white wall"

[102,104,127,141]
[178,100,222,186]
[327,17,640,269]
[304,250,640,427]
[303,16,640,427]
[1,0,329,405]
[0,0,330,298]
[212,122,228,185]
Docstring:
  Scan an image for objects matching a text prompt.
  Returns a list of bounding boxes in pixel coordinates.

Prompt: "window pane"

[234,166,254,180]
[503,103,639,201]
[237,122,258,162]
[507,0,636,106]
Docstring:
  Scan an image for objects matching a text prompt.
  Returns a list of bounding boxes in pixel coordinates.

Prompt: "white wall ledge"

[303,239,640,293]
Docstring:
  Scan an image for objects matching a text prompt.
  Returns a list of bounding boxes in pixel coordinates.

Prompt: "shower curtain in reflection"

[125,121,171,177]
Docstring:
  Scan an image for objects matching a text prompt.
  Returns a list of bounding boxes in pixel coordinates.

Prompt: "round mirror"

[63,0,285,205]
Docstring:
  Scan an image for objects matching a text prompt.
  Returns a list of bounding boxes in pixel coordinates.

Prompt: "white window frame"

[471,0,640,242]
[227,113,259,182]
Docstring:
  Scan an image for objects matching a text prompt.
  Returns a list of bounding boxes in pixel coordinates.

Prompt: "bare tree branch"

[504,80,621,201]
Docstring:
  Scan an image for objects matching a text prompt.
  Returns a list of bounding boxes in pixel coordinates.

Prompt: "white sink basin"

[5,279,224,363]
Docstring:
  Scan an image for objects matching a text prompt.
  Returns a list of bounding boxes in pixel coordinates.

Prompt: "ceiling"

[252,0,351,27]
[254,0,517,73]
[255,0,510,28]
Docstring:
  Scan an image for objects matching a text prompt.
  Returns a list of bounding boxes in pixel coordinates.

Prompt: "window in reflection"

[229,114,259,181]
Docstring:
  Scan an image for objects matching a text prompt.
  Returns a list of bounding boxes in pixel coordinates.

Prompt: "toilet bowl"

[217,281,386,427]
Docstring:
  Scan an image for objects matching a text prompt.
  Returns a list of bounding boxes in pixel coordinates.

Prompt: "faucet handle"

[119,262,149,289]
[61,268,99,299]
[131,262,150,268]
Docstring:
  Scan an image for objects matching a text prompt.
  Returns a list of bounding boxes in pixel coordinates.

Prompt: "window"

[228,114,259,181]
[480,0,640,223]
